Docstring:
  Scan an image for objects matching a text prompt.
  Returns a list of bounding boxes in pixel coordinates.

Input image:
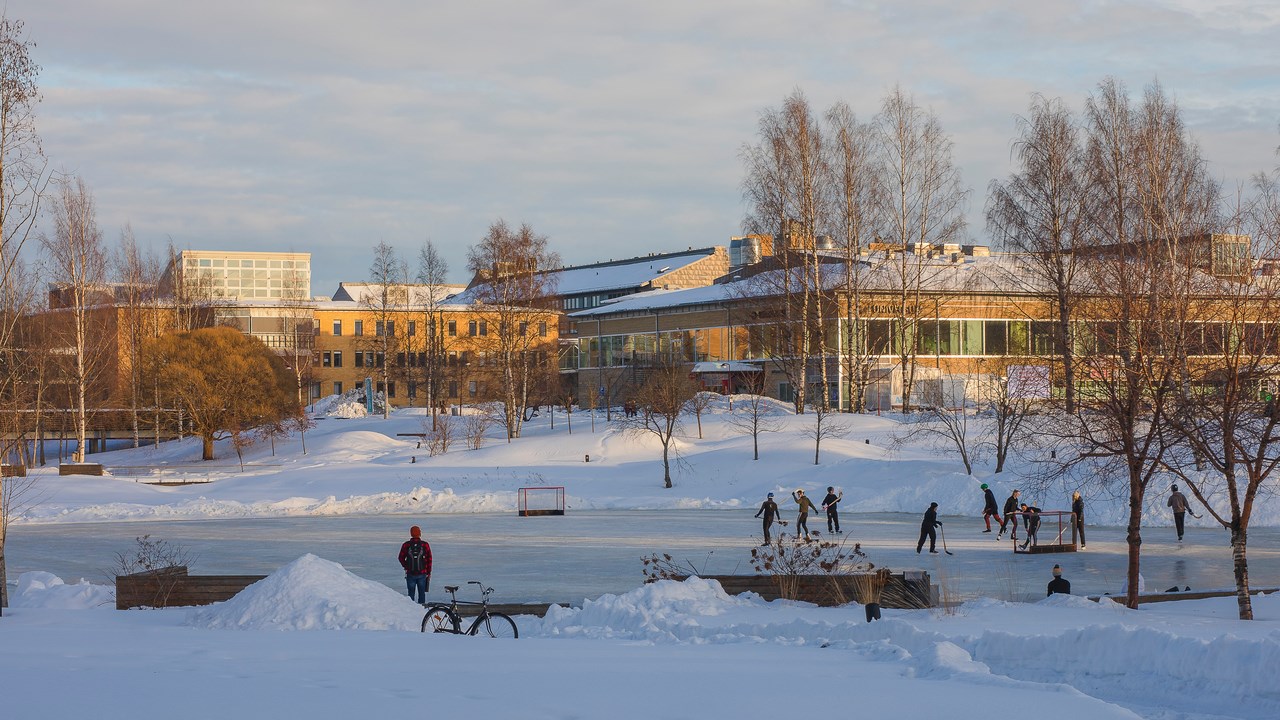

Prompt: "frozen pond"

[8,510,1280,604]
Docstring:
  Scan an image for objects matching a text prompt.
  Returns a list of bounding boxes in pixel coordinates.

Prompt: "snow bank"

[537,577,755,641]
[187,554,423,631]
[12,571,115,609]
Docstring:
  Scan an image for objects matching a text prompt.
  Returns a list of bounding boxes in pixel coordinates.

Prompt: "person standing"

[1047,564,1071,596]
[398,525,433,605]
[916,502,941,554]
[822,486,843,534]
[1071,491,1086,549]
[997,489,1021,541]
[755,492,782,545]
[980,483,1001,533]
[792,489,819,541]
[1167,484,1193,541]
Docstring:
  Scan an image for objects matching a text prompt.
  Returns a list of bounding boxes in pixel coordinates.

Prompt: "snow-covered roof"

[549,248,720,296]
[329,282,466,305]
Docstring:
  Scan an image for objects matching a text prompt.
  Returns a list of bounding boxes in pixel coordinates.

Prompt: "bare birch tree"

[413,240,450,425]
[362,241,407,419]
[873,86,967,413]
[41,176,109,463]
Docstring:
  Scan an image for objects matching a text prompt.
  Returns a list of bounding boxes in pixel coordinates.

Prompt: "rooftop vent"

[658,266,670,273]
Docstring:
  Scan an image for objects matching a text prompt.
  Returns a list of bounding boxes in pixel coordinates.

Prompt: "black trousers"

[1174,512,1186,539]
[1074,514,1086,546]
[762,518,774,544]
[917,526,936,552]
[827,509,840,533]
[796,514,810,537]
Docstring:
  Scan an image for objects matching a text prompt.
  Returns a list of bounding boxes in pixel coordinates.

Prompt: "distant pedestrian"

[1018,503,1042,550]
[916,502,941,554]
[792,489,819,541]
[1047,564,1071,596]
[1167,484,1193,542]
[398,525,433,605]
[821,486,843,534]
[997,489,1021,540]
[1071,491,1086,549]
[755,492,783,545]
[980,483,1001,533]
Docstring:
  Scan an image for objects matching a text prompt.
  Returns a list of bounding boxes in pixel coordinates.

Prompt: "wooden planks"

[115,567,267,610]
[59,463,104,476]
[668,572,933,609]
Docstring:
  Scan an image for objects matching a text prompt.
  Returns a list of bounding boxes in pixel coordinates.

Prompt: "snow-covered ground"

[6,396,1280,718]
[12,394,1271,528]
[5,556,1279,720]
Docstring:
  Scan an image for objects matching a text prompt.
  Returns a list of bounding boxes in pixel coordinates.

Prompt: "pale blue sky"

[18,1,1280,294]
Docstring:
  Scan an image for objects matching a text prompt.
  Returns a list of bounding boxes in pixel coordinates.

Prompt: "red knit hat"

[410,525,421,538]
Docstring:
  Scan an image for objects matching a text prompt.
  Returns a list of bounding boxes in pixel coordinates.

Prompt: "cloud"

[13,0,1280,292]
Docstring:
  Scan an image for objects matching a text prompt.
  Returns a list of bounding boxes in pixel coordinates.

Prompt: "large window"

[354,320,364,336]
[332,320,342,336]
[332,351,343,368]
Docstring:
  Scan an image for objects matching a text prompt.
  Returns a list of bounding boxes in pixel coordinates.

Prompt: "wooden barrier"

[1,464,26,477]
[115,567,267,610]
[1088,587,1279,605]
[669,572,933,609]
[59,463,104,476]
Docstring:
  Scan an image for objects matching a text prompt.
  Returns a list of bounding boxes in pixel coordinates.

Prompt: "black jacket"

[822,492,841,511]
[755,500,780,521]
[1048,577,1071,596]
[983,489,999,513]
[921,507,940,528]
[1072,497,1084,519]
[1003,495,1020,515]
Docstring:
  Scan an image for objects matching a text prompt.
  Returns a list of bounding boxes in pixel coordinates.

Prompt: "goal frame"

[518,486,566,517]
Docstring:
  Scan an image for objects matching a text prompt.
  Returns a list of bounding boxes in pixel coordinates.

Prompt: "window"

[332,381,343,395]
[408,382,417,399]
[333,351,343,368]
[387,320,395,337]
[332,320,342,336]
[397,352,406,366]
[449,380,459,398]
[376,321,385,337]
[322,352,332,368]
[387,382,396,398]
[460,351,470,366]
[518,321,527,336]
[448,320,457,337]
[355,352,364,368]
[479,320,488,337]
[376,352,385,368]
[408,321,416,337]
[354,320,364,336]
[984,321,1007,356]
[539,321,548,337]
[448,351,458,366]
[468,380,477,398]
[468,320,477,336]
[365,351,375,368]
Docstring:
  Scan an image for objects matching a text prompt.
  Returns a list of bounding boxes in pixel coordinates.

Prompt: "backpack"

[404,540,427,574]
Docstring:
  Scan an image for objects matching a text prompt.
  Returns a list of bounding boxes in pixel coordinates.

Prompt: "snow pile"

[310,389,388,418]
[188,554,423,631]
[11,571,115,609]
[537,577,755,641]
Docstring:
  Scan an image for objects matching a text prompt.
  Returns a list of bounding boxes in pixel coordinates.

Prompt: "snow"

[7,396,1280,718]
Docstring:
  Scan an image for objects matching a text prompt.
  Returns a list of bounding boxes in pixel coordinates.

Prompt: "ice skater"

[916,502,941,554]
[1018,503,1042,550]
[1167,484,1197,542]
[792,489,819,541]
[754,492,784,545]
[822,486,843,534]
[980,483,1001,533]
[1072,491,1086,549]
[997,489,1021,540]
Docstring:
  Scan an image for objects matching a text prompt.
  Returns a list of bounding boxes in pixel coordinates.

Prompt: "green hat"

[980,483,989,490]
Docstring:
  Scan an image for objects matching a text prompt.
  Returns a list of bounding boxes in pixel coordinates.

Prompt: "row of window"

[189,258,307,270]
[328,318,549,338]
[311,379,485,400]
[571,319,1279,369]
[318,349,550,369]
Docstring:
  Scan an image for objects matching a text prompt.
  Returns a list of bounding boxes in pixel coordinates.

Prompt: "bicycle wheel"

[421,605,460,633]
[471,612,518,639]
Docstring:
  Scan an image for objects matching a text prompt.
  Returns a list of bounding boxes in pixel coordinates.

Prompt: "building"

[159,250,312,301]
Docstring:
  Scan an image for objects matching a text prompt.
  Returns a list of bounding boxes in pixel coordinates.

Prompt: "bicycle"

[420,581,519,638]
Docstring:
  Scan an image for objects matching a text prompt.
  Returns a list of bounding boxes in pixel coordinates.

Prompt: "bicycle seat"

[444,585,459,593]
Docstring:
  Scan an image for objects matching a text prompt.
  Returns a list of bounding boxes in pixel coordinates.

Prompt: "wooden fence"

[115,567,267,610]
[669,571,934,608]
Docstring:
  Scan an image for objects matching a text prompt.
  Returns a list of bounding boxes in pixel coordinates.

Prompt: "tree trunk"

[1231,525,1252,620]
[202,434,216,461]
[1125,488,1144,609]
[662,442,672,488]
[753,430,759,461]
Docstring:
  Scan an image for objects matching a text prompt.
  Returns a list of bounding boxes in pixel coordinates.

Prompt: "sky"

[15,1,1280,295]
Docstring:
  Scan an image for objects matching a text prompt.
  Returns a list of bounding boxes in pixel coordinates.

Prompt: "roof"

[550,247,721,296]
[329,282,466,305]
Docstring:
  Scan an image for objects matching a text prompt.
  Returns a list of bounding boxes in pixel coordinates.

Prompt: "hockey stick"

[938,524,954,555]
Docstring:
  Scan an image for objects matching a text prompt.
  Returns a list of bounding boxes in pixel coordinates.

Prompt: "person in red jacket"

[399,525,433,604]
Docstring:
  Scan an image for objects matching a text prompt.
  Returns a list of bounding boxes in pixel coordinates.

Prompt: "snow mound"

[311,389,388,418]
[536,577,757,641]
[12,571,115,609]
[187,554,423,631]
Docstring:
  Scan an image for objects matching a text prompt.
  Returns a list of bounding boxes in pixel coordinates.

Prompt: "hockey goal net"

[518,486,566,516]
